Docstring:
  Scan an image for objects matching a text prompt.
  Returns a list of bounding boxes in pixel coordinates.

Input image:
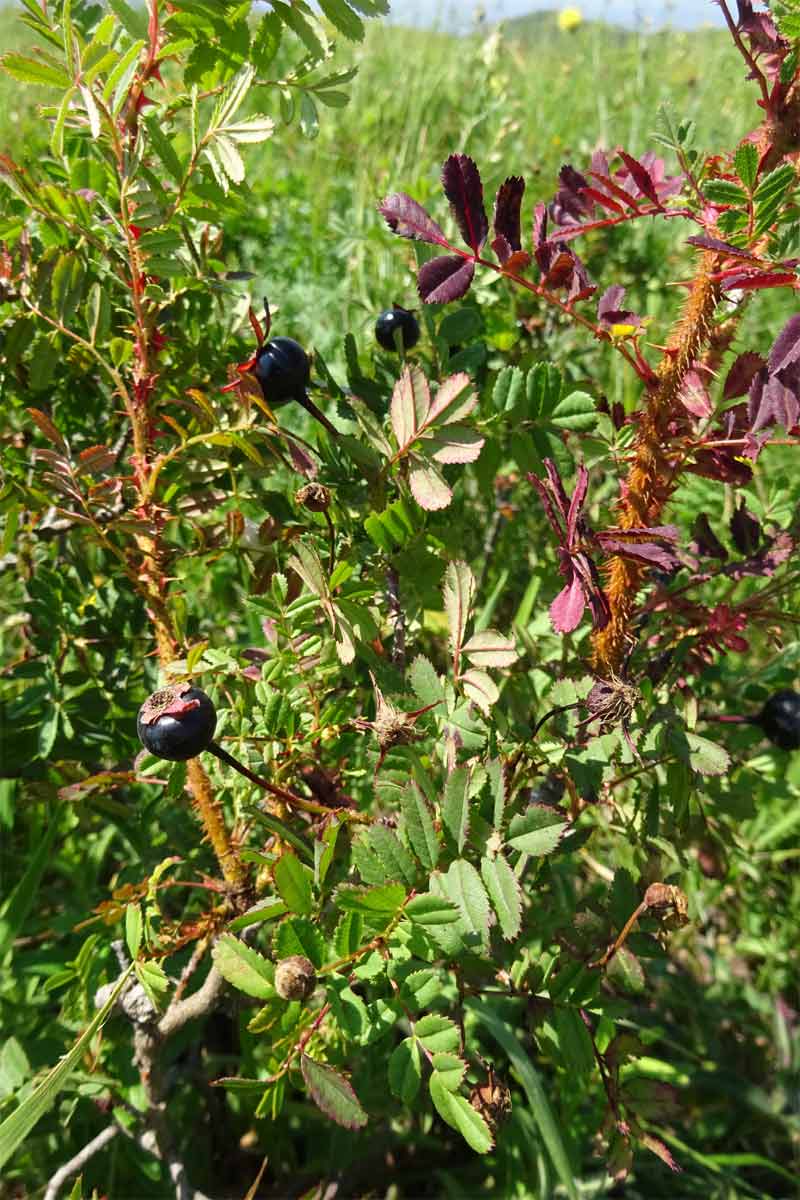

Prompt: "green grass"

[220,14,763,376]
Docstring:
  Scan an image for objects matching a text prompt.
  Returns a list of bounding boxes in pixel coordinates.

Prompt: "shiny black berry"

[756,689,800,751]
[375,307,420,353]
[253,337,310,405]
[137,685,217,761]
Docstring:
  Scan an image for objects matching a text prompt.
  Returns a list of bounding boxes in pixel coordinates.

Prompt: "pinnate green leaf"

[554,1007,595,1077]
[400,968,440,1008]
[408,455,451,511]
[435,859,491,949]
[431,1052,467,1092]
[363,824,417,885]
[443,559,475,659]
[549,390,598,433]
[526,362,563,419]
[461,667,499,714]
[2,54,71,87]
[493,364,525,412]
[352,832,389,884]
[607,946,646,995]
[734,142,758,190]
[391,365,429,447]
[401,781,439,870]
[480,855,522,940]
[333,910,364,957]
[684,732,731,777]
[317,0,365,40]
[274,852,313,915]
[704,178,748,205]
[300,1055,368,1130]
[213,934,275,999]
[462,629,518,669]
[134,960,169,1008]
[228,898,287,933]
[415,1013,460,1054]
[389,1037,421,1103]
[405,893,460,925]
[429,1074,493,1153]
[506,805,569,856]
[409,654,445,708]
[442,765,471,852]
[273,916,325,967]
[125,903,142,960]
[335,883,407,917]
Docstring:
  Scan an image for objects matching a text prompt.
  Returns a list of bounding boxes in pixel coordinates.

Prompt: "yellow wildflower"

[558,7,583,32]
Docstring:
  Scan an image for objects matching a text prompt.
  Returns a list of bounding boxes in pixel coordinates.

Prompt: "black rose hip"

[222,299,337,436]
[137,685,217,761]
[757,689,800,751]
[375,306,420,353]
[253,336,311,406]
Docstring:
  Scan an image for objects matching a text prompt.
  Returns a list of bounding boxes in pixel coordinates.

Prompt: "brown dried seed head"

[643,882,689,929]
[468,1068,511,1134]
[295,483,331,513]
[274,955,317,1001]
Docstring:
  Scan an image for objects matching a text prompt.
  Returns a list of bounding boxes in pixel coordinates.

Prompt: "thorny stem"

[185,759,246,889]
[386,565,406,669]
[718,0,771,110]
[592,250,722,675]
[91,6,246,888]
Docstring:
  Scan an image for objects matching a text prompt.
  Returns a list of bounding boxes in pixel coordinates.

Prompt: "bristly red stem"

[717,0,771,110]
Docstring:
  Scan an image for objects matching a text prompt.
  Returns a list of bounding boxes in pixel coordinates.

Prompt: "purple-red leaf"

[441,154,488,254]
[723,351,765,399]
[730,499,761,555]
[721,270,797,292]
[640,1133,681,1173]
[378,193,449,247]
[618,151,661,206]
[768,313,800,374]
[596,533,680,570]
[550,575,586,634]
[748,367,800,432]
[597,285,642,330]
[678,368,713,418]
[691,513,728,560]
[418,255,475,304]
[687,233,755,257]
[28,407,67,452]
[491,234,513,265]
[492,175,524,252]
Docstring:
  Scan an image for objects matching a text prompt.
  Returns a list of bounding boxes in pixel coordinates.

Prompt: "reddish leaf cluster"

[529,459,679,634]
